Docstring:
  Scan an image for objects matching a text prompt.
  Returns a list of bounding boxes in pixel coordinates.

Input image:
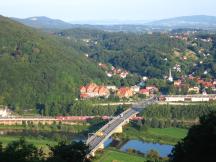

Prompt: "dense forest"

[57,28,216,79]
[141,103,216,128]
[57,29,185,78]
[0,16,107,110]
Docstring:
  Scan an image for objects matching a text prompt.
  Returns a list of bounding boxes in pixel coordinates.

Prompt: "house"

[106,86,117,91]
[85,83,98,93]
[202,89,207,95]
[98,63,108,70]
[98,86,110,97]
[142,76,148,81]
[139,89,150,96]
[106,72,113,77]
[146,85,159,94]
[80,83,110,99]
[188,87,200,94]
[120,71,129,78]
[131,85,140,93]
[174,80,182,87]
[80,93,91,99]
[80,86,86,93]
[202,82,213,88]
[117,87,133,98]
[0,108,11,117]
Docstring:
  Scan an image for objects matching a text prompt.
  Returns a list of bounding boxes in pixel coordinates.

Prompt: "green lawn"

[94,149,147,162]
[0,136,57,147]
[0,124,89,133]
[123,127,188,145]
[148,128,188,139]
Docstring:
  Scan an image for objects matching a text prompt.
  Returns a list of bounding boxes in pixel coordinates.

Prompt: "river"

[104,138,173,157]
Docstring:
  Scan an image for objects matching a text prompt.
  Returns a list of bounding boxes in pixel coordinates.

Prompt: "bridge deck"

[86,97,158,156]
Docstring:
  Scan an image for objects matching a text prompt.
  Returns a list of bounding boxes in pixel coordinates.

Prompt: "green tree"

[0,138,44,162]
[147,149,160,160]
[169,112,216,162]
[47,141,90,162]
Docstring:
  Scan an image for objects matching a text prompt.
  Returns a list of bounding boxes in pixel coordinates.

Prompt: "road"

[86,96,158,156]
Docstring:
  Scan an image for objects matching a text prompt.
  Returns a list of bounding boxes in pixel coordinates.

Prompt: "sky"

[0,0,216,22]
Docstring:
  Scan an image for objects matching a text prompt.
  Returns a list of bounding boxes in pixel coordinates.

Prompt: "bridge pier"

[113,125,123,133]
[89,151,95,157]
[87,97,158,158]
[98,143,104,149]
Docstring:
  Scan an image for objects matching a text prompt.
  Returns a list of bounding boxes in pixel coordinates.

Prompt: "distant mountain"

[12,15,216,31]
[12,16,74,29]
[148,15,216,28]
[70,19,151,25]
[12,16,151,32]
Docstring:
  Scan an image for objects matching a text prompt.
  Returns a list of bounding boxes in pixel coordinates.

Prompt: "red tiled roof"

[80,93,90,98]
[139,88,149,93]
[117,87,133,98]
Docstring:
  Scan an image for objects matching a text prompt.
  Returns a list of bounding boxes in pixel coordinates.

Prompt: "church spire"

[168,68,173,82]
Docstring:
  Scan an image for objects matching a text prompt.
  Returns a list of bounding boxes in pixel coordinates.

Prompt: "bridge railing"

[87,97,158,146]
[86,108,133,144]
[88,109,139,155]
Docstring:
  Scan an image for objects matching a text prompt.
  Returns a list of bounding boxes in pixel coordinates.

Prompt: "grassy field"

[123,127,188,145]
[94,149,147,162]
[0,124,89,133]
[0,136,57,147]
[148,128,188,139]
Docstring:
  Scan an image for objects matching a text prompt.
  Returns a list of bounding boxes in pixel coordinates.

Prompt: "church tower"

[168,68,173,82]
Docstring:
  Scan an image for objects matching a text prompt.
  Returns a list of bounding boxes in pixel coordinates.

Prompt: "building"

[131,85,140,93]
[139,89,150,96]
[106,86,117,91]
[188,87,200,94]
[80,83,110,99]
[202,82,213,88]
[85,83,98,93]
[168,68,173,82]
[0,108,11,117]
[174,80,182,87]
[98,86,110,97]
[80,86,86,94]
[146,85,159,94]
[117,87,133,98]
[160,95,216,102]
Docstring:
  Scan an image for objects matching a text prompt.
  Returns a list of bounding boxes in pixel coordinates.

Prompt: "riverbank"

[121,127,188,145]
[0,136,56,147]
[0,124,90,148]
[0,123,89,133]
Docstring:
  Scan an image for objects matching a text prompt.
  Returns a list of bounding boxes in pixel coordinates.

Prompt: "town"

[1,1,216,161]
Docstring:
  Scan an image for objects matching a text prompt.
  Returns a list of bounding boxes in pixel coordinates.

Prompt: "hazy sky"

[1,0,216,22]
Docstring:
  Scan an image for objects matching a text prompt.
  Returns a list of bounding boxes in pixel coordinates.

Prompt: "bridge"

[86,96,158,157]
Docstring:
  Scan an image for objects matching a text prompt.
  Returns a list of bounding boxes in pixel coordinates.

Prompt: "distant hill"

[13,15,216,32]
[148,15,216,28]
[0,16,106,111]
[58,27,216,80]
[12,16,75,29]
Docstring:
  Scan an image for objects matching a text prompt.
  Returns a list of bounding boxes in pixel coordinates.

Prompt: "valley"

[0,11,216,162]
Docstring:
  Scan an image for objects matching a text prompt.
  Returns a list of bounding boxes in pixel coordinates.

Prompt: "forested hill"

[58,28,190,78]
[58,28,216,79]
[0,16,106,110]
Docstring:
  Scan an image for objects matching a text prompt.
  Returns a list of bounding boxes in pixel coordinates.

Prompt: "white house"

[0,108,11,117]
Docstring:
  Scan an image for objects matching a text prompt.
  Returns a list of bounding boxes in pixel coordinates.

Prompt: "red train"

[55,116,143,121]
[55,116,95,121]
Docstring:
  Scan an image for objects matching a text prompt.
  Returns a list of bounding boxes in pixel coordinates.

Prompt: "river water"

[120,140,173,157]
[104,138,173,157]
